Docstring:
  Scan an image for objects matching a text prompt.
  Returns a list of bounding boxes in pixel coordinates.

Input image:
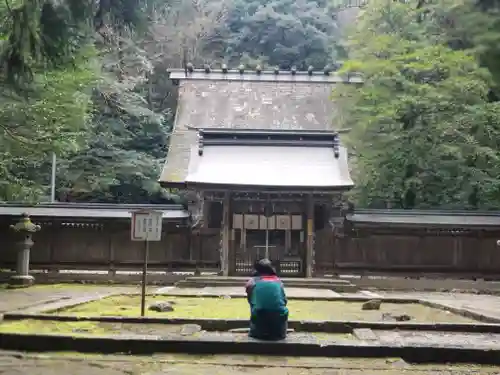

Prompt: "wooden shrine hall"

[160,67,358,277]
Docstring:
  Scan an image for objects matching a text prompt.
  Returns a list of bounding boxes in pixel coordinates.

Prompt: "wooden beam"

[305,194,315,278]
[202,190,339,203]
[221,191,231,276]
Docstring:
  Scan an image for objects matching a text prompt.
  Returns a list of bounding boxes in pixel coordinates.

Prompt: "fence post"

[108,226,116,277]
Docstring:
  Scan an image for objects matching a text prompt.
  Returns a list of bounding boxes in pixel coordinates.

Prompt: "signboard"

[276,215,291,230]
[131,209,163,317]
[131,210,163,242]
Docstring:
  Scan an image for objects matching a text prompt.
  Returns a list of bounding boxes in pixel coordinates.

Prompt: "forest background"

[0,0,499,209]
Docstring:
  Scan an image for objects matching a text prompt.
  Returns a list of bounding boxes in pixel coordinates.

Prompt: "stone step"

[175,279,358,292]
[183,276,352,285]
[2,330,500,364]
[176,281,352,288]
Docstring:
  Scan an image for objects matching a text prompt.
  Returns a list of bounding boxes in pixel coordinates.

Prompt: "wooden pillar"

[48,222,58,274]
[285,227,291,256]
[242,228,247,265]
[221,191,231,276]
[305,194,314,278]
[229,229,236,275]
[108,228,116,277]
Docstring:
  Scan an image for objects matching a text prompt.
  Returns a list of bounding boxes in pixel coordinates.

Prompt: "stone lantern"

[9,213,41,286]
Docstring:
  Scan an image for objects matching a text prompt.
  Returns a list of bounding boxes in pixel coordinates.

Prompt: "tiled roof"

[0,203,188,219]
[346,209,500,227]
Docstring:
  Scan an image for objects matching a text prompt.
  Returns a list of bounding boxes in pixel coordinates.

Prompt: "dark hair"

[253,258,276,276]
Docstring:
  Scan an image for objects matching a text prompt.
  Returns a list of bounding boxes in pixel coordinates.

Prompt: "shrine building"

[159,66,361,277]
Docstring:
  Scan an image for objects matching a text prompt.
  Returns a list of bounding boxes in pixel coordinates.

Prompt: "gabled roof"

[160,69,356,185]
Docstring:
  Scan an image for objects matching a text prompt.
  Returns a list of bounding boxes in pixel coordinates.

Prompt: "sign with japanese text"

[131,210,163,242]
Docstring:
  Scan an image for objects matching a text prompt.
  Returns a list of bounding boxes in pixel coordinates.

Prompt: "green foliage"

[2,0,500,209]
[457,0,500,96]
[0,0,181,203]
[335,0,500,209]
[213,0,340,69]
[0,52,97,201]
[0,0,149,88]
[56,84,175,203]
[0,0,344,204]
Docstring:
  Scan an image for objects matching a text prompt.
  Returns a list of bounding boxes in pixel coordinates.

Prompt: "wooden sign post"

[131,210,163,316]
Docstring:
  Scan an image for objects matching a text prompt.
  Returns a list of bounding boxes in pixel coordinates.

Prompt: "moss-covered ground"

[48,294,475,323]
[0,319,354,342]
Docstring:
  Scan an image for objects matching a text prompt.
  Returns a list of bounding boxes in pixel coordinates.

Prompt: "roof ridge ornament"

[178,63,348,76]
[167,63,364,84]
[333,134,340,159]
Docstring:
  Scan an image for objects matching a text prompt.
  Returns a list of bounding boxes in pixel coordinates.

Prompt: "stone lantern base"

[8,274,35,287]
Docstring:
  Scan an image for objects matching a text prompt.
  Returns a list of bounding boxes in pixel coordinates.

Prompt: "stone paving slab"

[141,329,500,350]
[0,286,139,314]
[376,330,500,349]
[4,328,500,352]
[380,291,500,322]
[353,328,378,341]
[0,352,498,375]
[2,329,500,365]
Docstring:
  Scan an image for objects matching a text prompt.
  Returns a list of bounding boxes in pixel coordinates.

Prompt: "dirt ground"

[0,352,498,375]
[54,295,475,323]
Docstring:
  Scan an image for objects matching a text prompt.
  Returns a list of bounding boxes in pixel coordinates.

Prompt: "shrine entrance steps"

[174,276,358,292]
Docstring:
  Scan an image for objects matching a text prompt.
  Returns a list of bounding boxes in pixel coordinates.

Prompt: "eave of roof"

[0,203,189,220]
[346,209,500,227]
[184,144,353,190]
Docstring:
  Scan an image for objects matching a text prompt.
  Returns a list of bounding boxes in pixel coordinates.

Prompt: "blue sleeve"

[245,277,257,306]
[281,283,287,306]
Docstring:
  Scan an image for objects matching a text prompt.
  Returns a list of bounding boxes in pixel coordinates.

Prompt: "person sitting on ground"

[245,258,288,340]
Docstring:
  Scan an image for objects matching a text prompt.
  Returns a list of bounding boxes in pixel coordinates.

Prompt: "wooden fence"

[0,204,220,275]
[1,206,500,278]
[0,219,220,273]
[316,210,500,278]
